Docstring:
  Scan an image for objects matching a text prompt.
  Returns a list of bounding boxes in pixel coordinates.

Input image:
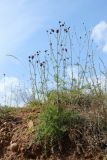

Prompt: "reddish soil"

[0,107,107,160]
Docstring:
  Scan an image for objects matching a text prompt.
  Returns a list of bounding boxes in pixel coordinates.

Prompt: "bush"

[36,105,81,154]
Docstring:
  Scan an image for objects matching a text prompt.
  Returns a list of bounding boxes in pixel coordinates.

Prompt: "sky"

[0,0,107,106]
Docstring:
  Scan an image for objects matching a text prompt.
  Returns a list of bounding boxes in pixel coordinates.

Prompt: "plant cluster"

[26,22,107,157]
[36,105,81,154]
[28,21,107,108]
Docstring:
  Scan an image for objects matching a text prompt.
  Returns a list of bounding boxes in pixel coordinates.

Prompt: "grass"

[0,106,19,119]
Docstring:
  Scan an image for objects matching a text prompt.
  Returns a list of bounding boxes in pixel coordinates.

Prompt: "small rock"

[28,120,33,129]
[9,143,18,152]
[0,128,4,132]
[3,122,7,125]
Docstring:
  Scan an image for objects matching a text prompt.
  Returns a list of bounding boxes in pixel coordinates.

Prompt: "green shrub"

[46,89,93,108]
[36,105,81,153]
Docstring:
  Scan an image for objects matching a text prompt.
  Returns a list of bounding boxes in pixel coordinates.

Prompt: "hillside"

[0,103,107,160]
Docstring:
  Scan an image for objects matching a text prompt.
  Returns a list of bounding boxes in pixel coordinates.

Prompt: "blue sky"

[0,0,107,105]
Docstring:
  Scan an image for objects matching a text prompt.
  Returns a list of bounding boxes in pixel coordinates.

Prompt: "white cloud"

[91,21,107,41]
[0,77,19,91]
[91,21,107,53]
[103,43,107,52]
[0,76,23,106]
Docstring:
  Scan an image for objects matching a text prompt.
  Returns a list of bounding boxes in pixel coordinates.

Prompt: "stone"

[28,120,33,129]
[9,143,18,152]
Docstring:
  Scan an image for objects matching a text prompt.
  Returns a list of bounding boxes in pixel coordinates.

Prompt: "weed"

[36,105,81,154]
[27,22,107,111]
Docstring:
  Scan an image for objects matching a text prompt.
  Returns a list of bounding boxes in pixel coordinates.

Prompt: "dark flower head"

[44,50,48,53]
[3,73,6,77]
[36,60,39,63]
[59,21,61,24]
[56,29,59,33]
[40,63,43,67]
[65,48,67,52]
[29,59,31,63]
[62,24,64,27]
[51,29,54,32]
[31,55,34,60]
[28,56,31,59]
[50,43,52,46]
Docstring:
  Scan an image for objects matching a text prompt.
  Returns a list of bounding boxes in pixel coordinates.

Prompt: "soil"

[0,107,107,160]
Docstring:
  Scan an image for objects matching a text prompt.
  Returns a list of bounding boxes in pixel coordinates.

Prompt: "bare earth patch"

[0,107,107,160]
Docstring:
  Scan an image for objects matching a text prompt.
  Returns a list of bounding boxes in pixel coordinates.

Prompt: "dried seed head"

[62,48,64,51]
[64,28,68,33]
